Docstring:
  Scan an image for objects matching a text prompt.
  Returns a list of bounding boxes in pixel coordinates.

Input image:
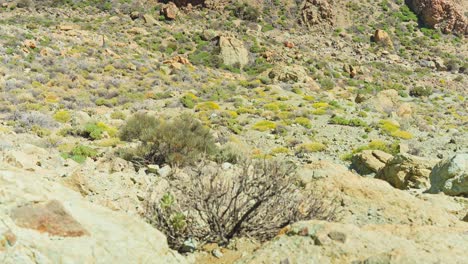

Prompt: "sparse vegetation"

[145,159,339,251]
[119,113,218,167]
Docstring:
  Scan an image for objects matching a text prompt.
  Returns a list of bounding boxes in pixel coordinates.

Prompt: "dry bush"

[119,113,218,167]
[144,159,340,251]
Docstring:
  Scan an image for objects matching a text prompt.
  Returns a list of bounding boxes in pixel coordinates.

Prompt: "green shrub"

[119,113,218,166]
[409,86,433,97]
[61,144,98,164]
[329,116,367,127]
[83,122,117,140]
[53,110,71,123]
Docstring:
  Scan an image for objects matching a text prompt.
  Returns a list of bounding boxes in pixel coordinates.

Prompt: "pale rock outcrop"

[406,0,468,35]
[268,65,311,83]
[351,150,393,175]
[428,153,468,196]
[299,161,463,226]
[0,165,187,264]
[236,220,468,264]
[376,153,439,190]
[218,36,249,67]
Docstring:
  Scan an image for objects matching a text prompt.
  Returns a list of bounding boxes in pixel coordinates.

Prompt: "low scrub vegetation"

[145,159,339,251]
[119,113,218,167]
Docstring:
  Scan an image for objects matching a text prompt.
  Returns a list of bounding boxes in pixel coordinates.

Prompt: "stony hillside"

[0,0,467,263]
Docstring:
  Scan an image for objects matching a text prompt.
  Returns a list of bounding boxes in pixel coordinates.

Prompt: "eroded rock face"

[428,153,468,196]
[406,0,468,35]
[376,153,439,190]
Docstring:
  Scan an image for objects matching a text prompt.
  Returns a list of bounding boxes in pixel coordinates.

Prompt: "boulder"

[406,0,468,35]
[428,153,468,196]
[162,2,179,20]
[351,150,394,175]
[376,153,439,190]
[268,65,311,83]
[373,29,394,49]
[218,36,249,67]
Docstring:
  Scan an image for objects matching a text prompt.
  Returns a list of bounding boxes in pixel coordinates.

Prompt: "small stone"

[212,248,223,258]
[328,231,347,243]
[147,164,159,174]
[158,165,172,177]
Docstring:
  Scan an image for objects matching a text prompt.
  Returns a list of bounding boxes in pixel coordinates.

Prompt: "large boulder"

[351,150,394,175]
[218,36,249,67]
[428,153,468,196]
[376,153,439,190]
[236,220,468,264]
[406,0,468,35]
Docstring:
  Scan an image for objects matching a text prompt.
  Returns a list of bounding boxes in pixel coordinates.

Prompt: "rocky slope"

[0,0,467,263]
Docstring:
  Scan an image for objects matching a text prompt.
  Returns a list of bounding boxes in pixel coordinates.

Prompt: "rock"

[300,161,462,227]
[128,27,149,35]
[236,220,468,264]
[300,0,335,28]
[434,58,447,71]
[158,165,172,177]
[0,230,17,251]
[162,2,179,20]
[212,248,223,258]
[0,164,187,263]
[11,200,89,237]
[396,103,412,118]
[269,65,310,83]
[284,41,294,48]
[372,29,393,49]
[464,213,468,222]
[57,24,79,31]
[376,154,439,190]
[343,64,357,78]
[143,14,158,25]
[23,39,36,49]
[370,89,399,113]
[147,164,160,174]
[218,36,249,67]
[406,0,468,35]
[428,153,468,196]
[351,150,393,176]
[419,59,436,68]
[130,11,140,20]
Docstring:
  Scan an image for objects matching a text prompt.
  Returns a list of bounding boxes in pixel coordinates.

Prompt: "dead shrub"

[144,159,340,251]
